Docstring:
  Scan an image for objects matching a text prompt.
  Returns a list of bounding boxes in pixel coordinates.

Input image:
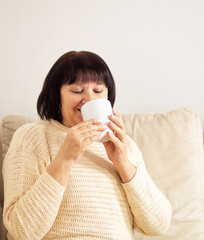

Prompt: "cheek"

[103,89,108,99]
[71,97,82,107]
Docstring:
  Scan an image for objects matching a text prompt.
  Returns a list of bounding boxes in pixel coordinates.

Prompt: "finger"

[107,131,122,148]
[113,108,120,116]
[73,119,104,135]
[82,131,107,148]
[81,127,107,140]
[78,124,106,136]
[109,111,125,130]
[73,119,101,129]
[112,108,122,120]
[108,121,125,142]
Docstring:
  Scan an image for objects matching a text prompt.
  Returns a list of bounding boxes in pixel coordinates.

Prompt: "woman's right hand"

[57,119,106,162]
[46,119,106,186]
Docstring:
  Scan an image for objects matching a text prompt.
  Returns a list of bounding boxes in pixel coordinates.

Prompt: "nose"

[82,92,96,104]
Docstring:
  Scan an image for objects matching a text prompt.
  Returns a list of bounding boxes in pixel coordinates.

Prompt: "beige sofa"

[0,108,204,240]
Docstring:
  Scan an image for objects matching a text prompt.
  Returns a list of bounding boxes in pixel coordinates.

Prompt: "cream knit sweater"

[3,119,172,240]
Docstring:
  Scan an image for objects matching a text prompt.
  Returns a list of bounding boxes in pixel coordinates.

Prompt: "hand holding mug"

[104,109,137,183]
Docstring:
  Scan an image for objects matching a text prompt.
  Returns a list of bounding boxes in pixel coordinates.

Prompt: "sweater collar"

[50,119,69,132]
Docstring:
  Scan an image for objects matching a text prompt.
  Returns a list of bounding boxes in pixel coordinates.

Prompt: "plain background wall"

[0,0,204,127]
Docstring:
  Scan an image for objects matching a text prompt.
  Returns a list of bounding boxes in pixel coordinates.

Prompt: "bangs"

[75,70,107,85]
[62,68,108,87]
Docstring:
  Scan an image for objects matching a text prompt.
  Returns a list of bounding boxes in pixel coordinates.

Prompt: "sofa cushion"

[122,108,204,239]
[1,115,37,160]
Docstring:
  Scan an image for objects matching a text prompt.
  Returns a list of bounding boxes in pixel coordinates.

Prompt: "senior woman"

[3,51,172,239]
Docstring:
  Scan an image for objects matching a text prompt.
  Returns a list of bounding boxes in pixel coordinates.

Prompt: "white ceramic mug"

[81,99,113,142]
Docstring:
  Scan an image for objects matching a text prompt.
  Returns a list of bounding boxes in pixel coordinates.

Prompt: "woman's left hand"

[103,109,137,183]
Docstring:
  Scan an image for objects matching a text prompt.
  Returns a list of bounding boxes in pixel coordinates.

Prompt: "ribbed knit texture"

[3,119,172,240]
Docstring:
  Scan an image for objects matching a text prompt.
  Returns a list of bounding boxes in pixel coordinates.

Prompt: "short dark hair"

[37,51,116,123]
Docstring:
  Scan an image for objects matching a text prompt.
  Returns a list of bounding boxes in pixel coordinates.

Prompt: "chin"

[73,118,83,126]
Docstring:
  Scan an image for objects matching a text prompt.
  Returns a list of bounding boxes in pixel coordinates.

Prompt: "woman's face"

[60,81,108,127]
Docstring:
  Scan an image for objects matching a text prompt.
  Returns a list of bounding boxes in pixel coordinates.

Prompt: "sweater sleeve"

[121,136,172,236]
[3,128,66,240]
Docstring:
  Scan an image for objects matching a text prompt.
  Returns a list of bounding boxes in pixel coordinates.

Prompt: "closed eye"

[94,90,103,93]
[72,90,83,94]
[71,89,103,94]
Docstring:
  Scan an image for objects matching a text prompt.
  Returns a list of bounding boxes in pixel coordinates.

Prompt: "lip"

[76,109,81,113]
[76,109,83,121]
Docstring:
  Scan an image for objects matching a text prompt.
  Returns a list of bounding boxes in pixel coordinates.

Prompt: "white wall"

[0,0,204,127]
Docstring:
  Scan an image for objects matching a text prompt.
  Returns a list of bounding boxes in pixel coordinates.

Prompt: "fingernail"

[110,121,114,125]
[100,132,106,137]
[109,114,115,119]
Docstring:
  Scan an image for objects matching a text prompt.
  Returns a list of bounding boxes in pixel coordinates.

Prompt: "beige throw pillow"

[1,115,37,159]
[122,108,204,239]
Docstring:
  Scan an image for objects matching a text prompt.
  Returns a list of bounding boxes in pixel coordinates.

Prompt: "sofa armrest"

[0,124,3,206]
[0,124,7,240]
[0,204,7,239]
